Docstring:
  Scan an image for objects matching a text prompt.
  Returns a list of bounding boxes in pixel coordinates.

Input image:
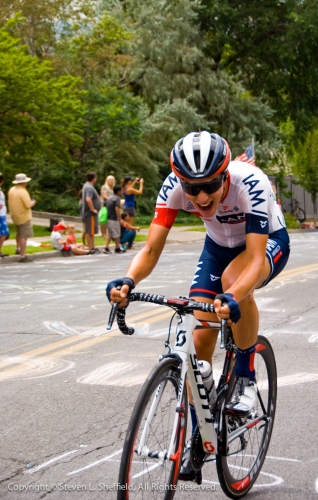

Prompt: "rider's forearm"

[124,224,169,285]
[226,257,265,303]
[125,244,162,285]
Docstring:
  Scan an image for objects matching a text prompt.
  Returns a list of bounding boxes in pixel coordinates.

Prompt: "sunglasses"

[180,176,224,196]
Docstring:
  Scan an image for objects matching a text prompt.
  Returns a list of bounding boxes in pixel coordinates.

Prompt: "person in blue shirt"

[121,176,144,225]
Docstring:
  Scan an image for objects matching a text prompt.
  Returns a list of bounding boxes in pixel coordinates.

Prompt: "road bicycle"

[108,292,277,499]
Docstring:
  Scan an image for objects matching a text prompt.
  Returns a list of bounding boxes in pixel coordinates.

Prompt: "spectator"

[103,185,126,254]
[82,172,101,254]
[78,190,87,247]
[120,212,140,250]
[8,173,36,263]
[122,176,144,225]
[51,223,89,255]
[100,175,115,238]
[0,172,9,258]
[101,175,116,201]
[65,224,84,248]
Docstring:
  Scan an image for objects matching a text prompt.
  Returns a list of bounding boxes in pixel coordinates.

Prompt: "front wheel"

[216,335,277,498]
[117,357,188,500]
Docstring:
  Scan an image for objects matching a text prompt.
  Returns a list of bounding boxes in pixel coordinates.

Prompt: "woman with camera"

[121,176,144,225]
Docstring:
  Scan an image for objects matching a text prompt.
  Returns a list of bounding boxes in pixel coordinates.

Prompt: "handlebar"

[107,292,228,346]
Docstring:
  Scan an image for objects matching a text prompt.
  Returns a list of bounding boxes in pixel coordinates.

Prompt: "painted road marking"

[0,336,56,356]
[67,449,122,476]
[0,336,83,370]
[0,308,174,377]
[24,450,79,474]
[257,372,318,391]
[77,362,146,387]
[45,310,174,359]
[69,448,284,489]
[0,357,75,381]
[262,329,318,343]
[272,262,318,281]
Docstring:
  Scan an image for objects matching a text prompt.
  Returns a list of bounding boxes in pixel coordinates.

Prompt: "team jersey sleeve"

[238,169,271,235]
[152,173,184,229]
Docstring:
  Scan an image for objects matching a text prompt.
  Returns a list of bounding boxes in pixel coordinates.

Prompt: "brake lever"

[107,302,119,330]
[220,318,227,349]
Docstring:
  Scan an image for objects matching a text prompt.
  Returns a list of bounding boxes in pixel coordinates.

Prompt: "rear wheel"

[117,358,187,500]
[216,336,277,498]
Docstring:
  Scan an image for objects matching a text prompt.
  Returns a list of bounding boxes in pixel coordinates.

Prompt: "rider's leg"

[221,249,271,350]
[221,250,271,415]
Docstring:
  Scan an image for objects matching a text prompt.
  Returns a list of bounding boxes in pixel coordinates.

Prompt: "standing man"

[8,173,36,263]
[82,172,101,254]
[103,185,125,254]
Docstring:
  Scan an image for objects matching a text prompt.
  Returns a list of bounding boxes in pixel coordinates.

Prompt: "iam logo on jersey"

[223,206,228,210]
[260,221,267,228]
[210,274,220,282]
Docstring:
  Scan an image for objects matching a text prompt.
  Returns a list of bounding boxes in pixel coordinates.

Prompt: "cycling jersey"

[153,161,285,248]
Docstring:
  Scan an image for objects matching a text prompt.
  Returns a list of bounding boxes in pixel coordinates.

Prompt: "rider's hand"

[214,293,241,325]
[106,277,135,308]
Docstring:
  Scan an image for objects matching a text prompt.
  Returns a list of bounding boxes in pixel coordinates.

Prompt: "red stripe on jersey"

[152,207,178,229]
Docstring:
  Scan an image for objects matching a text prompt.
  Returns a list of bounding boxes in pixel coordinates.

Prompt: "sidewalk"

[1,214,206,264]
[2,213,314,264]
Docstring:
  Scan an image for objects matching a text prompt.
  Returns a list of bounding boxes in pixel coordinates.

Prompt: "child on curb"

[65,224,84,248]
[51,223,89,256]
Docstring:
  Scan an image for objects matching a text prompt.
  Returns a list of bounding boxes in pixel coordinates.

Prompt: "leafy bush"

[283,212,301,229]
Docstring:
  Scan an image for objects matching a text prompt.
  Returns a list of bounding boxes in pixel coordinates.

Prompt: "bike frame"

[172,313,219,455]
[137,312,233,461]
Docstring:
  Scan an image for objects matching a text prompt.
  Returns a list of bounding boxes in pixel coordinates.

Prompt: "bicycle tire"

[294,207,306,223]
[117,357,188,500]
[216,335,277,499]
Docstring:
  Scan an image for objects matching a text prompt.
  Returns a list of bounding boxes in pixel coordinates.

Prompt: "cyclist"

[106,131,290,482]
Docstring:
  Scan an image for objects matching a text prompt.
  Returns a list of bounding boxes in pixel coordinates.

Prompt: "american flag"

[234,143,256,165]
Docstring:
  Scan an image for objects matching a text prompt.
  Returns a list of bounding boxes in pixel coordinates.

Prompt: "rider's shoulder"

[228,162,268,184]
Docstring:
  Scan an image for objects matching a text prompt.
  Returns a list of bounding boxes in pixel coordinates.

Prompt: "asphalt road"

[0,233,318,499]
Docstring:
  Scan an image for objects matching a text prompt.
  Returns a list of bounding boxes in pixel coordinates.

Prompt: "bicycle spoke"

[216,336,277,497]
[118,360,187,500]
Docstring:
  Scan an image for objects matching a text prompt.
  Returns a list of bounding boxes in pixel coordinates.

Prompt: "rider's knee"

[221,271,236,291]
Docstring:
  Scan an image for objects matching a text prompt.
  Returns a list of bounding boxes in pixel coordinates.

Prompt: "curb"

[1,228,314,264]
[0,242,146,265]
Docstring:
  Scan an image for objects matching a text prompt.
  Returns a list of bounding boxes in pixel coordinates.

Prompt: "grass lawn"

[8,223,82,238]
[2,243,54,256]
[8,223,54,238]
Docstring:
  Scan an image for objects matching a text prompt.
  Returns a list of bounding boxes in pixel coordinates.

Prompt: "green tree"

[55,13,154,208]
[121,0,281,171]
[293,126,318,220]
[0,16,84,199]
[0,0,95,57]
[198,0,318,136]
